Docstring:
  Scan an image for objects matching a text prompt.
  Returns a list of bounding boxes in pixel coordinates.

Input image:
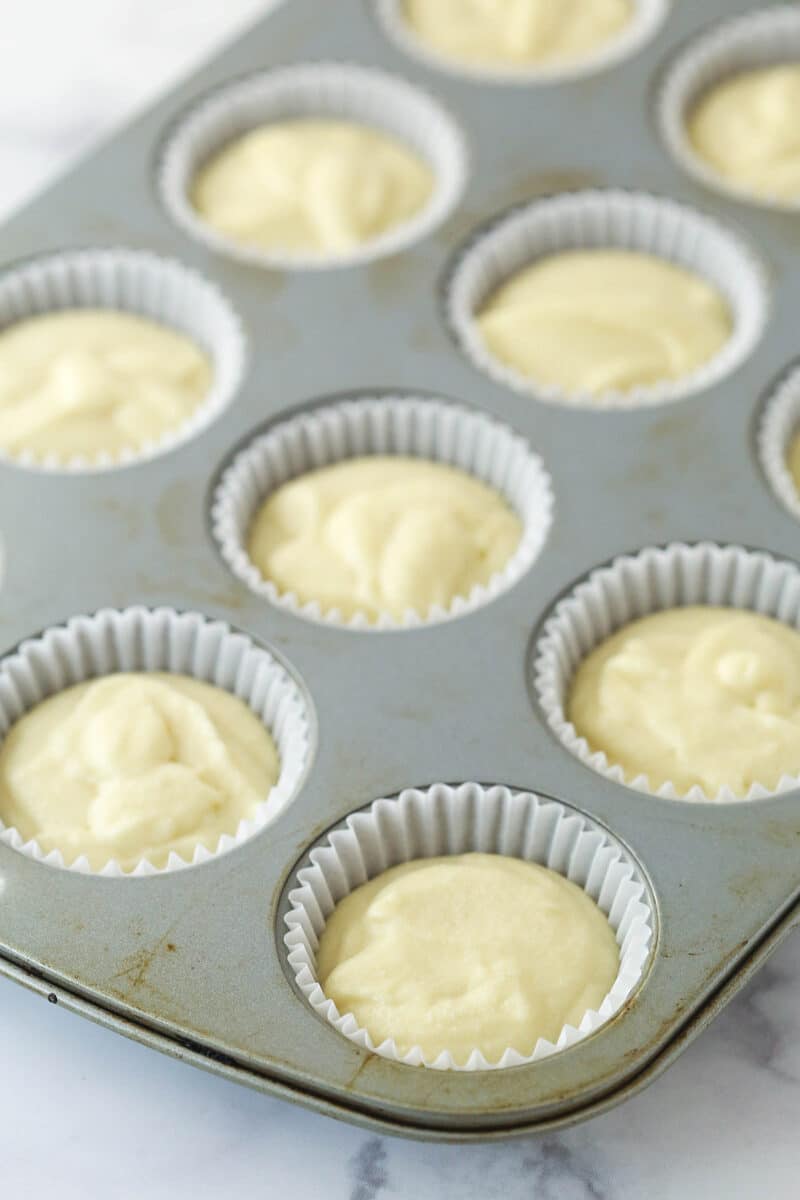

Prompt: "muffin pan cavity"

[211,394,553,629]
[0,248,246,472]
[0,608,312,875]
[159,62,468,270]
[374,0,670,85]
[445,189,768,410]
[657,6,800,212]
[283,782,654,1069]
[533,543,800,802]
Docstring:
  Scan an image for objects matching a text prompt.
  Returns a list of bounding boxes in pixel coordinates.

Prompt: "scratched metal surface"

[0,0,799,1139]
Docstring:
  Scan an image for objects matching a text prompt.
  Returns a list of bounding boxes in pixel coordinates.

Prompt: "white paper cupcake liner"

[283,782,653,1070]
[159,62,468,270]
[211,394,554,629]
[374,0,669,85]
[0,607,312,876]
[0,248,246,473]
[533,542,800,802]
[758,363,800,523]
[446,188,768,410]
[657,6,800,212]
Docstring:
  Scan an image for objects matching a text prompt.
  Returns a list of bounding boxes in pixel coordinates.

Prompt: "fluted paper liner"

[211,394,554,629]
[447,189,768,410]
[375,0,668,85]
[759,364,800,523]
[657,7,800,212]
[0,248,246,472]
[284,783,653,1070]
[534,542,800,802]
[159,62,468,270]
[0,607,311,875]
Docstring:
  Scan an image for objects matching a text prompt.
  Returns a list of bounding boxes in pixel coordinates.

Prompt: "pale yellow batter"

[477,250,732,396]
[568,607,800,796]
[0,310,211,464]
[318,853,620,1064]
[0,673,279,871]
[688,65,800,202]
[788,431,800,496]
[191,119,433,256]
[401,0,633,69]
[247,456,522,622]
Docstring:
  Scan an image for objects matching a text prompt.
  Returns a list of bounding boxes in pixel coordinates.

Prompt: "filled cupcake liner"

[446,188,768,410]
[159,61,468,270]
[657,6,800,212]
[0,248,246,473]
[374,0,669,85]
[758,363,800,523]
[0,607,311,876]
[533,542,800,802]
[283,782,653,1070]
[211,394,554,630]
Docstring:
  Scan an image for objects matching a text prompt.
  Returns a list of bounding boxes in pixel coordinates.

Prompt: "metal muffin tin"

[1,0,799,1141]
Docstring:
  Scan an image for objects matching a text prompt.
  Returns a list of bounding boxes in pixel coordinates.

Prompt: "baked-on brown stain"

[728,868,774,903]
[108,928,180,1001]
[133,570,247,611]
[156,480,195,547]
[345,1054,373,1091]
[251,311,298,353]
[409,323,442,352]
[763,820,800,848]
[490,169,598,209]
[613,412,715,490]
[435,207,483,245]
[92,497,143,540]
[367,254,420,303]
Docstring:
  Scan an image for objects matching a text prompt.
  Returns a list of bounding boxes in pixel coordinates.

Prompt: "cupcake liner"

[533,542,800,802]
[657,6,800,212]
[758,363,800,523]
[283,782,654,1070]
[211,394,554,630]
[446,188,768,410]
[159,62,468,270]
[375,0,669,85]
[0,607,312,876]
[0,248,246,473]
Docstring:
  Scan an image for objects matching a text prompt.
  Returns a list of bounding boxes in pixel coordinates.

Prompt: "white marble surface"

[1,3,800,1196]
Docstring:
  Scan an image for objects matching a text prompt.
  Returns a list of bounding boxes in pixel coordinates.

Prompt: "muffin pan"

[1,0,800,1140]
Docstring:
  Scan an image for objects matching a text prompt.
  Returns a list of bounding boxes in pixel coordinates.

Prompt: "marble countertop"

[1,3,799,1196]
